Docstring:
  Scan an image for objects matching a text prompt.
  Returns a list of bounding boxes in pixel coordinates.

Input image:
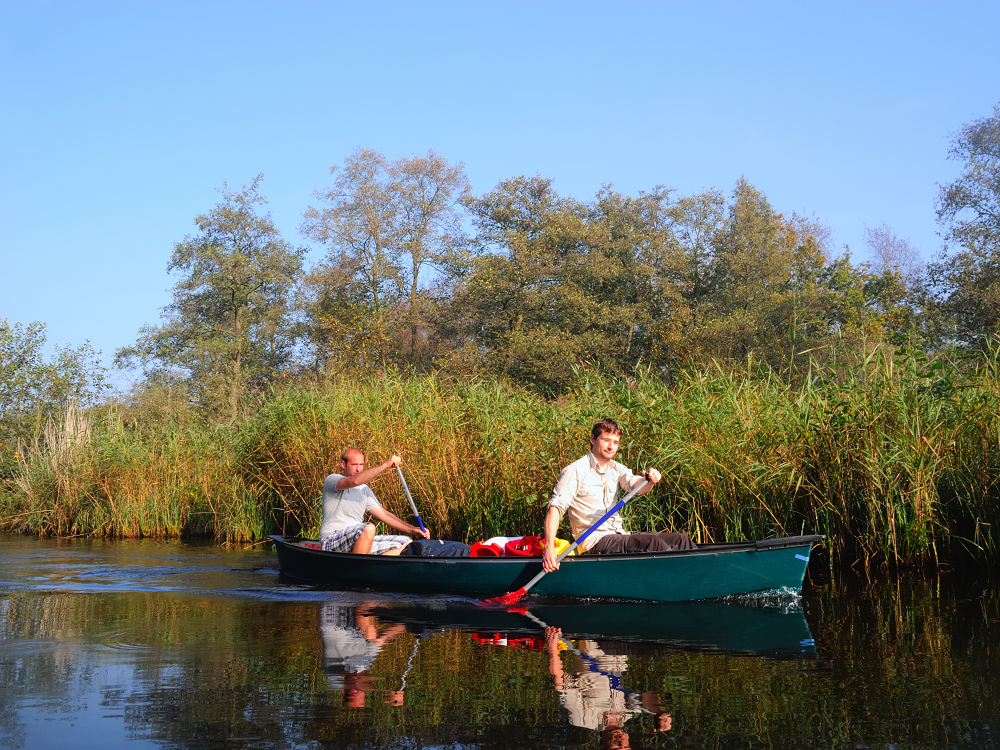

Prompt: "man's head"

[590,419,622,464]
[653,713,672,732]
[340,448,365,476]
[599,726,630,750]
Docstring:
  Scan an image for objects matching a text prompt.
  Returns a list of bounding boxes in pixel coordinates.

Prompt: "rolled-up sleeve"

[548,464,579,515]
[617,465,639,492]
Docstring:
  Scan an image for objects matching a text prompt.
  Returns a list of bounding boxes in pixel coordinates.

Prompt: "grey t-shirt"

[319,473,381,538]
[320,602,382,674]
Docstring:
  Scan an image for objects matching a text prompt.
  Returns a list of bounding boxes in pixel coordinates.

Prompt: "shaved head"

[341,448,363,464]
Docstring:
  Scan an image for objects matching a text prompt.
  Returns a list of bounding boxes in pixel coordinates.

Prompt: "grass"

[2,348,999,564]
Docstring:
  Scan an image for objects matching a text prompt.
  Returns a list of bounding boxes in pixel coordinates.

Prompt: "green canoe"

[271,534,823,602]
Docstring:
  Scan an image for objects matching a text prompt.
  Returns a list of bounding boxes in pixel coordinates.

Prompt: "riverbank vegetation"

[3,356,1000,565]
[2,103,1000,564]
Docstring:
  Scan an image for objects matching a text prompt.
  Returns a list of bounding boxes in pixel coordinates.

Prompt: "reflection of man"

[320,601,407,707]
[320,449,429,555]
[545,626,671,746]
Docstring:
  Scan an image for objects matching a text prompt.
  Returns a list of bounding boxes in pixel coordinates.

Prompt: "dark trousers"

[588,532,695,554]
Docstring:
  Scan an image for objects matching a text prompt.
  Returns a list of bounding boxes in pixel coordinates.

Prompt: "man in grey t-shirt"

[319,448,430,555]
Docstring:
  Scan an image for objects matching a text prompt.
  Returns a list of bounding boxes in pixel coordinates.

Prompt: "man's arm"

[336,455,401,491]
[542,506,563,572]
[627,467,661,494]
[545,626,565,688]
[368,504,430,539]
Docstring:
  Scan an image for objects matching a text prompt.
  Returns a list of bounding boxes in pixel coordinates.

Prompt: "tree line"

[2,101,999,440]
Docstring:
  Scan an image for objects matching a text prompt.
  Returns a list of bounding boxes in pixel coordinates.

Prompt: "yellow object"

[552,538,574,557]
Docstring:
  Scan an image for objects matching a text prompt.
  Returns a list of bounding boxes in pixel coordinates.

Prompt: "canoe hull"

[271,535,822,602]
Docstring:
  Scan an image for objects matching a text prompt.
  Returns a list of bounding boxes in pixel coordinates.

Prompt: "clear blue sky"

[2,1,998,384]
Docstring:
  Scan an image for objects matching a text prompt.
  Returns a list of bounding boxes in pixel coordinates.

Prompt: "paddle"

[481,477,651,605]
[396,465,427,534]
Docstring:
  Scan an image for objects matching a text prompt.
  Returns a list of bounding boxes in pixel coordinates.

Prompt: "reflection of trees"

[623,572,999,747]
[1,574,997,749]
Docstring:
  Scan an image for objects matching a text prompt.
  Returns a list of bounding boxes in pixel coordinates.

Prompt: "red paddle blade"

[480,587,526,606]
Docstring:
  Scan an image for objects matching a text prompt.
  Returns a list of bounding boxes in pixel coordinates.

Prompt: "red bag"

[504,535,545,557]
[470,541,503,557]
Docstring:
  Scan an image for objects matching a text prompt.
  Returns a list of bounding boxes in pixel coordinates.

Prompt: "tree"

[647,189,727,366]
[395,151,471,362]
[864,223,923,288]
[669,179,851,370]
[300,148,470,370]
[116,176,304,419]
[926,102,1000,350]
[301,150,402,332]
[0,319,107,451]
[698,178,798,364]
[440,176,602,393]
[587,185,680,366]
[937,102,1000,257]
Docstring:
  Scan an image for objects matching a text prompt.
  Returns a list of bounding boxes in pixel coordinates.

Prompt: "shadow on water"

[0,534,997,749]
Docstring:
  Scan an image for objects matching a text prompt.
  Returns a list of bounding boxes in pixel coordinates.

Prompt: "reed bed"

[2,352,999,563]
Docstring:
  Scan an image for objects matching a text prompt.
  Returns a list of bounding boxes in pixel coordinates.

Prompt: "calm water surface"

[0,535,996,749]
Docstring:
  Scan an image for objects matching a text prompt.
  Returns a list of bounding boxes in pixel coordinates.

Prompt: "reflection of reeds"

[5,567,994,748]
[2,354,999,561]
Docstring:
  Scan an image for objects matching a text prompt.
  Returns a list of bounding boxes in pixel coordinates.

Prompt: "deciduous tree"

[300,148,470,369]
[0,319,107,451]
[927,102,1000,350]
[116,176,303,419]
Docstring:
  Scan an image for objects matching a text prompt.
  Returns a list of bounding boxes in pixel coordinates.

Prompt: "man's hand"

[542,506,562,572]
[415,525,430,539]
[644,467,661,484]
[387,455,402,469]
[544,626,562,649]
[542,543,560,573]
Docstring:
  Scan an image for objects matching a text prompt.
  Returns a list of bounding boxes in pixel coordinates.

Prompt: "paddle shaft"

[396,465,426,533]
[518,477,651,596]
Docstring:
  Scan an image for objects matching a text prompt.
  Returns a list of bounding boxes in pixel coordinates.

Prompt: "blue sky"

[2,1,998,385]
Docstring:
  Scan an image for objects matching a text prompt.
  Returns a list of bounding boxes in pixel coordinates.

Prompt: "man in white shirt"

[320,448,430,555]
[542,419,694,572]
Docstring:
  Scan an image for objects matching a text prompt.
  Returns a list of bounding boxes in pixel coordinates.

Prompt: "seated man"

[542,419,694,572]
[320,448,429,555]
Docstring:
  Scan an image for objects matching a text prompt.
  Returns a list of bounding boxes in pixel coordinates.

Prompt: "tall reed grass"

[2,349,999,563]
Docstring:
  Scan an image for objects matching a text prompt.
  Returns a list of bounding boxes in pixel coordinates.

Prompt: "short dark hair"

[591,419,622,441]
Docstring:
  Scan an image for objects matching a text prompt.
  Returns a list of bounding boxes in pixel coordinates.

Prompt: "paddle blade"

[480,587,526,606]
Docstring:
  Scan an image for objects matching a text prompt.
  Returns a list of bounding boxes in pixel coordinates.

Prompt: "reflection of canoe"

[369,599,817,657]
[271,534,823,602]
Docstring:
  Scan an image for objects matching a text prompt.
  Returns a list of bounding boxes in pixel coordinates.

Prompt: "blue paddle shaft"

[396,465,426,533]
[519,477,651,595]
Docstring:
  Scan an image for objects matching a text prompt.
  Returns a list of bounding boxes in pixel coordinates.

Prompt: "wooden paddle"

[481,477,651,605]
[396,465,427,534]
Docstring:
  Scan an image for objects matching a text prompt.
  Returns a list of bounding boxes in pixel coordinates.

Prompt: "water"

[0,535,996,749]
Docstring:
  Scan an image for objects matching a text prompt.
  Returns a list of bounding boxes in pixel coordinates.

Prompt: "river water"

[0,535,996,750]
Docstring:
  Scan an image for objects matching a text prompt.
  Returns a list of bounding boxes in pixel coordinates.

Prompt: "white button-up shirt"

[548,453,639,552]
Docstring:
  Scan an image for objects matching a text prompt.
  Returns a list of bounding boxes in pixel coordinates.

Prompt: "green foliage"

[300,148,470,372]
[3,358,1000,564]
[115,175,304,420]
[927,101,1000,350]
[436,174,919,394]
[0,319,107,461]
